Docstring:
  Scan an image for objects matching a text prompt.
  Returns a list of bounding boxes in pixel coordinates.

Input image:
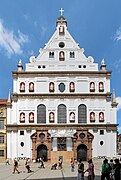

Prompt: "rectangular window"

[20,131,24,135]
[0,150,4,157]
[100,130,104,135]
[57,137,66,151]
[0,136,4,143]
[0,120,4,129]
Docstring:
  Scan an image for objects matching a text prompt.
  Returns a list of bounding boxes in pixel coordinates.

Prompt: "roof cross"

[59,8,64,16]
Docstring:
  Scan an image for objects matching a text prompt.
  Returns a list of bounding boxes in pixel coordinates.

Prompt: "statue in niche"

[29,113,34,121]
[49,82,54,92]
[99,82,104,91]
[90,82,95,90]
[59,26,65,35]
[49,112,54,122]
[70,82,75,92]
[99,112,104,121]
[20,113,25,122]
[59,51,64,60]
[70,112,75,121]
[29,83,34,91]
[90,112,95,121]
[20,83,25,91]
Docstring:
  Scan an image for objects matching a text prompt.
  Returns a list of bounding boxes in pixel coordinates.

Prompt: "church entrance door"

[37,144,48,162]
[77,144,87,161]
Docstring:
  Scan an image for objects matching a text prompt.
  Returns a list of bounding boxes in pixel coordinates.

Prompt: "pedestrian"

[6,158,10,165]
[86,159,95,180]
[51,163,57,170]
[12,158,20,174]
[101,158,110,180]
[70,158,75,172]
[58,158,62,169]
[25,158,32,173]
[114,158,121,180]
[40,157,45,168]
[77,159,84,180]
[109,159,115,180]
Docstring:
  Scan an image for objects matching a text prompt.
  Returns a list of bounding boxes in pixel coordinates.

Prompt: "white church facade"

[7,10,118,163]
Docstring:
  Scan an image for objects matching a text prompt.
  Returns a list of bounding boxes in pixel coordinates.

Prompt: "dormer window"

[59,26,65,35]
[99,82,104,92]
[70,52,75,58]
[90,82,95,92]
[90,112,95,122]
[99,112,104,122]
[29,82,34,92]
[49,82,55,92]
[20,112,25,123]
[69,82,75,92]
[29,112,34,123]
[20,82,25,92]
[59,51,65,61]
[49,52,54,58]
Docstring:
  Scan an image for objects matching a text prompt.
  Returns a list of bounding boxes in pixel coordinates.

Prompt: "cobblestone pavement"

[0,159,102,180]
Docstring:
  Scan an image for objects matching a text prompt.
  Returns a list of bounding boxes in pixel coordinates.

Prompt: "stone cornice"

[12,70,112,79]
[6,123,117,132]
[12,92,111,101]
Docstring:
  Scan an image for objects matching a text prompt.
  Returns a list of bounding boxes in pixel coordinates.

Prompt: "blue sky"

[0,0,121,132]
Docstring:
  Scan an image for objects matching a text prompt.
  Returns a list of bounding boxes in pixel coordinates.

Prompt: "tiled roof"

[0,99,7,105]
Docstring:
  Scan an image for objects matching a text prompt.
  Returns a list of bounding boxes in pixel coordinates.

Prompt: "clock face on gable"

[59,83,65,92]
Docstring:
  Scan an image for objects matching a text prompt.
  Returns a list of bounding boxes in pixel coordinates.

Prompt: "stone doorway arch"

[37,144,48,162]
[77,144,87,161]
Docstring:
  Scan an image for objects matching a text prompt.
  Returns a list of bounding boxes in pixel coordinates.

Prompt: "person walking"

[101,159,110,180]
[12,158,20,174]
[114,158,121,180]
[77,159,84,180]
[86,159,95,180]
[70,158,75,172]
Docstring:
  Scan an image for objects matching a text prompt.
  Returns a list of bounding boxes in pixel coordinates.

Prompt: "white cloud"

[114,26,121,41]
[116,97,121,110]
[0,19,29,57]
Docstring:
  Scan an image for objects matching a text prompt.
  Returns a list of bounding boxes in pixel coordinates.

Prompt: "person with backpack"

[101,159,111,180]
[77,159,84,180]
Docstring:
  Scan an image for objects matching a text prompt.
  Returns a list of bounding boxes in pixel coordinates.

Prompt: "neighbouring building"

[0,99,7,163]
[6,10,118,163]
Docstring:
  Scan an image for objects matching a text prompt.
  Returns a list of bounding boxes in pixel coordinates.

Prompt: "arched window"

[90,112,95,122]
[99,112,104,122]
[78,104,87,123]
[58,104,67,123]
[37,104,46,123]
[69,112,75,122]
[49,112,54,122]
[29,82,34,92]
[29,112,34,123]
[70,52,75,58]
[20,112,25,123]
[49,82,54,92]
[59,26,65,35]
[59,51,65,61]
[49,52,54,58]
[20,82,25,92]
[90,82,95,92]
[99,82,104,92]
[69,82,75,92]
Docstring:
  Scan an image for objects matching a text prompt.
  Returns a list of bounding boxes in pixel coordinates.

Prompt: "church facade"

[7,11,118,163]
